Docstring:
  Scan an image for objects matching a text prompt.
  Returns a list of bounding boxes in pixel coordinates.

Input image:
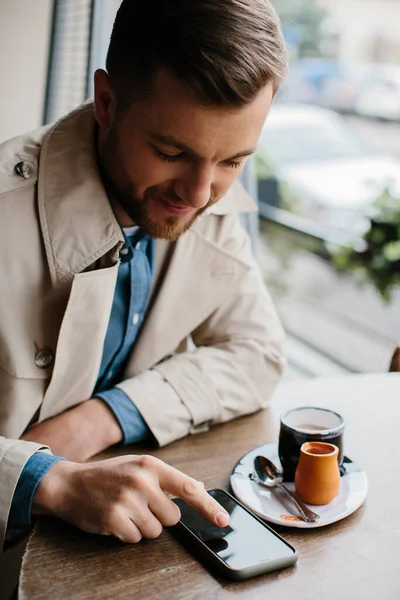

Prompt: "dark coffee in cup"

[278,407,345,481]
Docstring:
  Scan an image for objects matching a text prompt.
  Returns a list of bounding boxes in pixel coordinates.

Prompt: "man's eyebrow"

[148,132,255,162]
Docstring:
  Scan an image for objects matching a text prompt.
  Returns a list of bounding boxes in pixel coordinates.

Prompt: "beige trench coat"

[0,104,285,552]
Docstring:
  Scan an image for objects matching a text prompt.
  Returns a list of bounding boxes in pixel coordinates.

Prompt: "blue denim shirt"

[8,228,154,532]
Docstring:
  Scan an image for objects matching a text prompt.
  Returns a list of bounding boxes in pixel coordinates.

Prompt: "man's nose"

[174,167,214,210]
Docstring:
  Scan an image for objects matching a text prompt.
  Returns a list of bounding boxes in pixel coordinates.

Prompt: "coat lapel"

[125,226,249,376]
[39,265,118,420]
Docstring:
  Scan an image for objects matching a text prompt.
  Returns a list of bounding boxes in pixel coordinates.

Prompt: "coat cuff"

[117,369,194,447]
[0,439,51,553]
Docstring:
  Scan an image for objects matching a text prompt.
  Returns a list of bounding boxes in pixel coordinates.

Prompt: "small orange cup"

[294,441,340,505]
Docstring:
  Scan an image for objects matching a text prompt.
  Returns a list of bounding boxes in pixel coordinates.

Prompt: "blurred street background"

[257,0,400,379]
[345,115,400,158]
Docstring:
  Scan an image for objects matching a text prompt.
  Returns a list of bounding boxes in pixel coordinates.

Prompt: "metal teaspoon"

[253,455,320,523]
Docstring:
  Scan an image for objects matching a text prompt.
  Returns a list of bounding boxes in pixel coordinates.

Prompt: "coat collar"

[37,104,124,286]
[37,103,256,286]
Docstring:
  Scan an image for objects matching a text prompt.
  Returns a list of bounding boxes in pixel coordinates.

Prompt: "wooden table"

[19,374,400,600]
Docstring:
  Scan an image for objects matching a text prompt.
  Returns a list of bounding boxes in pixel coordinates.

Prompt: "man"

[0,0,287,562]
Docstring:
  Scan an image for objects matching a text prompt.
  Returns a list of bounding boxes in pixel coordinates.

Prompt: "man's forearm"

[20,398,124,462]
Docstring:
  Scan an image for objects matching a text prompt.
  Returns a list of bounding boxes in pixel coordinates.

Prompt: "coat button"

[14,161,33,179]
[35,348,54,369]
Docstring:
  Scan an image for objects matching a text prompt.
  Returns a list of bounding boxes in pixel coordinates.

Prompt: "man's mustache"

[152,187,218,210]
[152,188,190,208]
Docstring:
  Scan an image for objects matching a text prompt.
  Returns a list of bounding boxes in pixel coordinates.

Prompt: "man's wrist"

[79,398,124,449]
[31,460,75,517]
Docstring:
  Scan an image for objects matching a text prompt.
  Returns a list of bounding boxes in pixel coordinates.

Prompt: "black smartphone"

[171,488,297,581]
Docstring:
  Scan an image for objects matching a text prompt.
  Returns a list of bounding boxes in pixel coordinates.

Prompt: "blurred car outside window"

[256,104,400,239]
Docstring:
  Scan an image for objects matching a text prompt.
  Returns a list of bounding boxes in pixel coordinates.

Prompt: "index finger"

[156,461,230,528]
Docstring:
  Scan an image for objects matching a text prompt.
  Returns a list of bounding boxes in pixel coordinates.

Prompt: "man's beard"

[99,126,215,241]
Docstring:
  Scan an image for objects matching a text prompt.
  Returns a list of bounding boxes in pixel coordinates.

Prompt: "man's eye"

[154,148,183,162]
[223,159,242,169]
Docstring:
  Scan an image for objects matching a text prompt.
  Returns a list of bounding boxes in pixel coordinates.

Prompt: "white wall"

[0,0,53,143]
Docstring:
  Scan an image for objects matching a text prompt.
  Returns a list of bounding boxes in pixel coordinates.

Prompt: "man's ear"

[93,69,116,133]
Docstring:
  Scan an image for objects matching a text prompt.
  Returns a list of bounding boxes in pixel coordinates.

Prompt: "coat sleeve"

[117,215,286,447]
[0,438,52,552]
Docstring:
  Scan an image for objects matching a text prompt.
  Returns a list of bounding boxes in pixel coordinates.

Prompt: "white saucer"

[230,442,368,528]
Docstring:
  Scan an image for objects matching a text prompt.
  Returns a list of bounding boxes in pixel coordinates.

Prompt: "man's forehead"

[126,71,273,155]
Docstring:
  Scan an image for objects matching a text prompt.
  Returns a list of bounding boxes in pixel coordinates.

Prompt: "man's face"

[95,69,273,240]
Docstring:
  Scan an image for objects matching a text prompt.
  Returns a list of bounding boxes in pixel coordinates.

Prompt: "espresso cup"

[295,442,341,505]
[278,406,345,481]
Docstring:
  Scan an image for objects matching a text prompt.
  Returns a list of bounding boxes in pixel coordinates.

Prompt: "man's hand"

[20,399,123,462]
[32,455,230,542]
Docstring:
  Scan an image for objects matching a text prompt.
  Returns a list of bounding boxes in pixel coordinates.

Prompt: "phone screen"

[174,489,295,570]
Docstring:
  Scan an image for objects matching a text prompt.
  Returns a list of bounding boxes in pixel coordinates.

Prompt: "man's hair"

[106,0,287,109]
